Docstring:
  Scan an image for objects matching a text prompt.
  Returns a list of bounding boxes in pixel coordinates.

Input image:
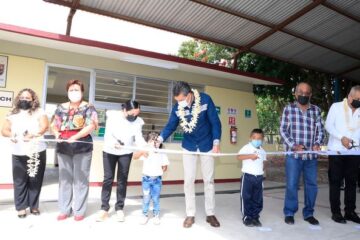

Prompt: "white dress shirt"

[103,110,147,155]
[325,100,360,151]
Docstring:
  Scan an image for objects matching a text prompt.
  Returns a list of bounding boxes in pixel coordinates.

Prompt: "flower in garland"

[178,89,201,133]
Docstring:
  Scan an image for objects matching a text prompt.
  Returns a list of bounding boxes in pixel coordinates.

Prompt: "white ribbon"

[31,138,360,157]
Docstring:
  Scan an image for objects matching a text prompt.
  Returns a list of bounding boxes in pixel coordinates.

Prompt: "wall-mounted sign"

[227,107,237,115]
[0,55,8,88]
[228,116,236,125]
[215,106,221,115]
[245,109,252,118]
[173,132,184,141]
[0,90,14,108]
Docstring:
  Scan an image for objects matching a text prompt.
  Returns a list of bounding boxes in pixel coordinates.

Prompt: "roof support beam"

[321,1,360,23]
[65,0,80,35]
[191,0,360,61]
[237,0,326,54]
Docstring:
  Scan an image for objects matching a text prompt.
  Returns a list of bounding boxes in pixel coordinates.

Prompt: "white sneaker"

[153,215,161,225]
[116,210,125,222]
[140,215,149,225]
[96,210,109,222]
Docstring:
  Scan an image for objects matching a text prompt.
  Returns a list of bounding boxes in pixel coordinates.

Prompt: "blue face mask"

[251,140,262,148]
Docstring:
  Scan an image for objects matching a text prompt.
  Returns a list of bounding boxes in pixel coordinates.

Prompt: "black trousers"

[328,155,360,214]
[101,152,133,211]
[240,173,263,220]
[12,150,46,211]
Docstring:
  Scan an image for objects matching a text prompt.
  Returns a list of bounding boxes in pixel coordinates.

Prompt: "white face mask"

[68,91,82,103]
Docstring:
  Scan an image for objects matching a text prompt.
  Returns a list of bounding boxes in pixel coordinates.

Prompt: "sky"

[0,0,191,55]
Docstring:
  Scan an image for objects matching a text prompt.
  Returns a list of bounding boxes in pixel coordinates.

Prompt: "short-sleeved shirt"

[238,143,267,176]
[7,108,47,155]
[53,102,98,133]
[53,102,98,155]
[140,149,170,177]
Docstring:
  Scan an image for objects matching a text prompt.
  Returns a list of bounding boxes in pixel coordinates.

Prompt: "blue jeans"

[284,155,318,219]
[142,176,162,216]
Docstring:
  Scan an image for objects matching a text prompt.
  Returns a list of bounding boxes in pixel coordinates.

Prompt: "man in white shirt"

[325,85,360,224]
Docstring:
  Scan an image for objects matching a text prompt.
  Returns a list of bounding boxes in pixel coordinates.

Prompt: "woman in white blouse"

[1,88,49,218]
[97,100,147,222]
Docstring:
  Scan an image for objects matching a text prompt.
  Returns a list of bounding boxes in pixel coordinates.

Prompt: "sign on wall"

[245,109,252,118]
[0,55,8,88]
[0,90,14,108]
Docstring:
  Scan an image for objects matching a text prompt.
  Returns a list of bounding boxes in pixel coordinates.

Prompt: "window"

[44,65,92,119]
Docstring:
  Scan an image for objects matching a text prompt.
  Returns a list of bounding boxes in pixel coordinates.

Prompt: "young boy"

[237,128,267,227]
[134,132,169,225]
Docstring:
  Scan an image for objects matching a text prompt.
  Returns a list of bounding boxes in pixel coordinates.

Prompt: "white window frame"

[41,63,95,108]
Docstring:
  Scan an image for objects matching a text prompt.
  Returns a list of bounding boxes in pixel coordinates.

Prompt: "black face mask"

[297,95,310,105]
[351,99,360,109]
[126,115,137,122]
[17,100,32,110]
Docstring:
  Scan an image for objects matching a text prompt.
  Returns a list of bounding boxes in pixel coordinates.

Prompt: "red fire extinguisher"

[230,126,237,144]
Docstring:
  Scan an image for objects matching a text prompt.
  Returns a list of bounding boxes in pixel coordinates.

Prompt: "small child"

[237,128,267,227]
[134,132,169,225]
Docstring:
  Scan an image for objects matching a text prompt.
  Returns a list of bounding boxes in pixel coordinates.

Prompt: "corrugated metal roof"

[208,0,312,25]
[44,0,360,81]
[327,0,360,18]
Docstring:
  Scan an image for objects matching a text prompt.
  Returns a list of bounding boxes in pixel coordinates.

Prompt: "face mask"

[17,100,32,110]
[297,95,310,105]
[126,115,137,122]
[68,91,82,103]
[251,140,262,148]
[351,99,360,109]
[178,98,188,108]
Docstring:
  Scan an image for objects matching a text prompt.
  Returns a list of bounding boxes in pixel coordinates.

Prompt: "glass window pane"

[95,71,134,103]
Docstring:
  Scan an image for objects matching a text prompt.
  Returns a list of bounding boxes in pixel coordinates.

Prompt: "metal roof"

[44,0,360,81]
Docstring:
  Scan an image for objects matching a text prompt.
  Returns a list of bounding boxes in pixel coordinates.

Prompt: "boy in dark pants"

[237,129,267,227]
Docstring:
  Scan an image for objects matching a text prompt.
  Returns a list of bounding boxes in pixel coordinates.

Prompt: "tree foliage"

[177,39,354,134]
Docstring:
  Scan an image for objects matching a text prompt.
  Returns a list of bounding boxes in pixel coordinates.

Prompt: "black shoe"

[332,213,346,224]
[344,212,360,224]
[252,218,262,227]
[304,216,319,225]
[284,216,294,225]
[243,218,254,227]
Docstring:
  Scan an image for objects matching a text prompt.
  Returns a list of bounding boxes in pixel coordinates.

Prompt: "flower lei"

[343,98,360,132]
[26,138,41,177]
[178,89,201,133]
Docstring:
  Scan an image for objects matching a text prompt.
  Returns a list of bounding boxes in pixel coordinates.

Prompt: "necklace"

[178,89,201,133]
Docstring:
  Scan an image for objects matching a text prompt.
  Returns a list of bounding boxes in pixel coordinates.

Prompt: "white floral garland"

[178,89,201,133]
[26,138,41,177]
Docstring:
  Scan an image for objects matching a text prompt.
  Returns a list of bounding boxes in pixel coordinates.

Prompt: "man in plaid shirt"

[280,82,324,226]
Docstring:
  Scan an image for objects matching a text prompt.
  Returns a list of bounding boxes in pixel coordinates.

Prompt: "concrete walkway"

[0,175,359,240]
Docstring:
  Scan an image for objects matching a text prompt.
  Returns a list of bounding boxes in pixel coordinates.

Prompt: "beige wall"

[0,54,45,126]
[0,42,260,184]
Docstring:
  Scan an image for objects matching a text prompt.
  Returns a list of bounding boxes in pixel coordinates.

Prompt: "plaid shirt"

[280,102,324,154]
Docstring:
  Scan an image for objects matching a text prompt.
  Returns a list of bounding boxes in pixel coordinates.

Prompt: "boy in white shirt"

[237,128,267,227]
[134,132,169,225]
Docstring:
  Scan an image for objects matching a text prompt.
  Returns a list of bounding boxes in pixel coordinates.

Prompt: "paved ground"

[0,169,360,240]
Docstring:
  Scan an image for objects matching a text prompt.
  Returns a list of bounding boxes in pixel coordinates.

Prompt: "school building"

[0,23,282,186]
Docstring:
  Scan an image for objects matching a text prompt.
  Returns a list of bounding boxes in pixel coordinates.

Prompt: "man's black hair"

[172,81,192,97]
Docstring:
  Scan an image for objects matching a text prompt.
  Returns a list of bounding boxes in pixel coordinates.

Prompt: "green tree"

[177,39,349,133]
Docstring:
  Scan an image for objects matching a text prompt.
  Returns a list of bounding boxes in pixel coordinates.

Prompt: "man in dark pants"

[325,85,360,224]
